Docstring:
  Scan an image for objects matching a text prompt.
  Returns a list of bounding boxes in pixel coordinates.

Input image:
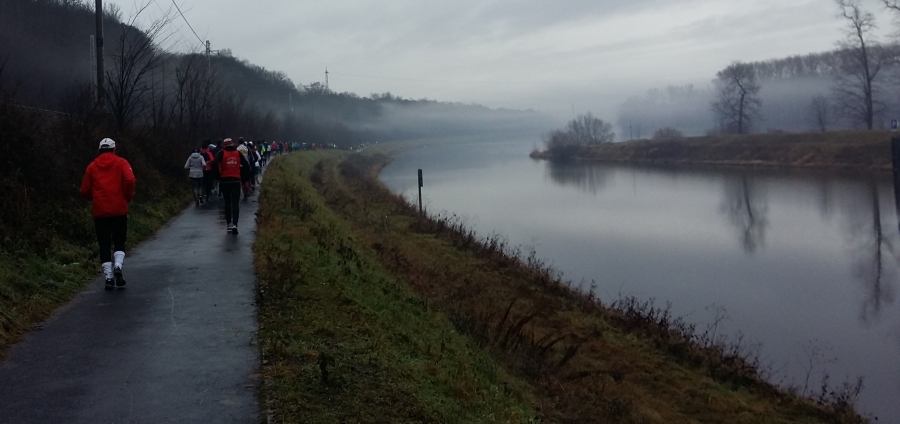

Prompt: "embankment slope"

[254,151,867,423]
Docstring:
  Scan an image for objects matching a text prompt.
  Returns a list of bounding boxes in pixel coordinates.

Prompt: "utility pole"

[94,0,105,107]
[90,35,97,101]
[289,92,294,112]
[325,67,329,91]
[206,40,211,72]
[891,119,900,234]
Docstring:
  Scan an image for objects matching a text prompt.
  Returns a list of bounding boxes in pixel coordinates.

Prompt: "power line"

[12,104,74,116]
[295,72,325,82]
[149,0,192,52]
[170,0,205,48]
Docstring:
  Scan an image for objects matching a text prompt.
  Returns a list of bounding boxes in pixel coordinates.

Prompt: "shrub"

[653,127,684,140]
[544,113,615,159]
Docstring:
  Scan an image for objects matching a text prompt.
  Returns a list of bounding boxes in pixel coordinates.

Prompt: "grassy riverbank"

[254,153,535,422]
[531,131,894,171]
[0,95,198,357]
[0,190,189,357]
[255,151,867,423]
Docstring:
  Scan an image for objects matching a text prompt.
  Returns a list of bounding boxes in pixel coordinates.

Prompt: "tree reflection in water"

[817,179,835,220]
[845,182,898,324]
[720,175,769,254]
[545,161,612,195]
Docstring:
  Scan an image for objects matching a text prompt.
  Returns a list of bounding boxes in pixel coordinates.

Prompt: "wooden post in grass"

[417,169,424,217]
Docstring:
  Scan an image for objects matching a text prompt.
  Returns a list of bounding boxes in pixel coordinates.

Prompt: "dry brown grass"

[305,151,869,424]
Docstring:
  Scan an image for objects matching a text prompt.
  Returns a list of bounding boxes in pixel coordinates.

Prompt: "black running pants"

[203,170,214,197]
[220,181,241,225]
[191,177,204,201]
[95,215,127,263]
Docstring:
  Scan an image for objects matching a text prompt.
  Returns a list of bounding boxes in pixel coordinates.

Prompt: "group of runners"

[81,136,290,291]
[184,137,273,208]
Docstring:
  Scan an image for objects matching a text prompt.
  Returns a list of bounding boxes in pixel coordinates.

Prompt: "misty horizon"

[4,0,899,142]
[119,0,896,122]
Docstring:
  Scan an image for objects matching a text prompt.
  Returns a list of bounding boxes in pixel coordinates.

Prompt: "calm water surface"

[379,137,900,422]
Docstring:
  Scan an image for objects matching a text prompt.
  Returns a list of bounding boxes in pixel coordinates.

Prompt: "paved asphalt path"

[0,188,261,423]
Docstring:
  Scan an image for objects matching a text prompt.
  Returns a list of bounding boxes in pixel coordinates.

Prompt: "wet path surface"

[0,189,261,423]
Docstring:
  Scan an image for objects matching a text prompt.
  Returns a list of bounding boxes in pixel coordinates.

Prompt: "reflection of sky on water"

[380,138,900,422]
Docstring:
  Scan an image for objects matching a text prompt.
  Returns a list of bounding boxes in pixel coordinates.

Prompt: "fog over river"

[379,136,900,422]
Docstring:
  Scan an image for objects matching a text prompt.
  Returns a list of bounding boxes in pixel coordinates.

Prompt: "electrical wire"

[12,104,74,116]
[170,0,205,48]
[149,0,193,52]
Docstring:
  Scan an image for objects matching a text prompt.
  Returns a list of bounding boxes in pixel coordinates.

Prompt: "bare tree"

[711,62,761,134]
[147,61,171,132]
[105,3,173,132]
[566,112,615,145]
[885,0,900,18]
[543,113,614,159]
[809,94,832,132]
[174,53,219,138]
[832,0,888,130]
[104,2,122,22]
[0,56,7,91]
[213,88,248,137]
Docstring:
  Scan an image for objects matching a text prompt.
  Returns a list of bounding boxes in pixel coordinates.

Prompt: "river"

[378,136,900,422]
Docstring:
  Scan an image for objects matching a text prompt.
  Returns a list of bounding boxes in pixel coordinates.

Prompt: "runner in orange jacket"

[80,138,136,291]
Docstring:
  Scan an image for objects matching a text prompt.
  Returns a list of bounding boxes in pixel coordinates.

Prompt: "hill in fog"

[0,0,555,144]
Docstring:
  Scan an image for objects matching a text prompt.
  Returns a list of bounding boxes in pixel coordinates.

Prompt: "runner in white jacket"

[184,150,207,207]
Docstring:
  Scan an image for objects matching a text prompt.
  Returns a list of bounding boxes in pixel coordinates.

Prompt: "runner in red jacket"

[80,138,136,290]
[212,138,250,235]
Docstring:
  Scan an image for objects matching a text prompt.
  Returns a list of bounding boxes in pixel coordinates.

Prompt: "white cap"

[99,138,116,149]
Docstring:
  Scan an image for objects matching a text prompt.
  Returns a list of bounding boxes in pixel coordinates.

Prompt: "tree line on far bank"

[713,0,896,135]
[615,0,900,140]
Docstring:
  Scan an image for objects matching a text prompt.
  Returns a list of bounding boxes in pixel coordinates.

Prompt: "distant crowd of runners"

[81,137,303,291]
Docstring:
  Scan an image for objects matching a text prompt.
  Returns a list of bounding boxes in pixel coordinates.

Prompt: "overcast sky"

[123,0,895,120]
